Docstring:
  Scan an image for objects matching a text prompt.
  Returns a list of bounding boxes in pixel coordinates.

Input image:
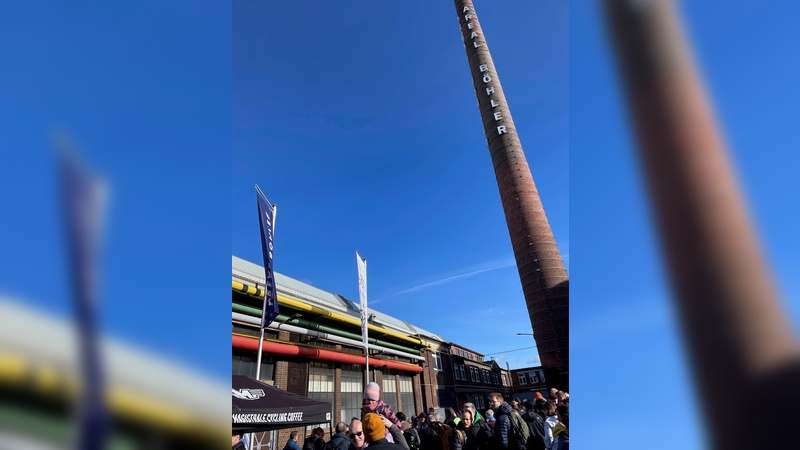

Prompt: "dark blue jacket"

[492,403,514,449]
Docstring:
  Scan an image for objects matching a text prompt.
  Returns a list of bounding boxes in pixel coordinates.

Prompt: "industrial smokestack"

[453,0,569,388]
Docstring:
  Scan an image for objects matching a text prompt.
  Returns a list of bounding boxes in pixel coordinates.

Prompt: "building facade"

[232,256,513,449]
[509,366,548,403]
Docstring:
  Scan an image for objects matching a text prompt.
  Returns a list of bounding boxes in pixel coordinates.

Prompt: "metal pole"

[505,361,514,398]
[256,204,277,380]
[365,346,370,384]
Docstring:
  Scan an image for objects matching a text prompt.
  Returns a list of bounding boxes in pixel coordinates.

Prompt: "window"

[474,396,485,410]
[437,388,448,407]
[492,373,500,385]
[459,364,466,380]
[453,362,460,380]
[341,364,363,423]
[232,351,273,382]
[432,353,443,371]
[382,377,397,408]
[470,367,479,382]
[307,361,334,431]
[518,372,527,385]
[398,376,414,414]
[529,371,539,384]
[501,374,508,386]
[481,370,490,384]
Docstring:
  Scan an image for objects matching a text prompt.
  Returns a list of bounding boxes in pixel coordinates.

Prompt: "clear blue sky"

[3,1,799,447]
[571,1,800,448]
[0,1,231,383]
[232,0,568,371]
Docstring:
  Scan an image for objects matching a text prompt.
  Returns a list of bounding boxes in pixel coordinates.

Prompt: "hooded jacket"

[364,400,403,428]
[543,416,558,450]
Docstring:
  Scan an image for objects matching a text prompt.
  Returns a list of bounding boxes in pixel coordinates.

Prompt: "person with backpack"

[304,428,326,450]
[487,392,527,450]
[420,412,454,450]
[324,422,351,450]
[444,407,460,429]
[401,413,421,450]
[520,401,546,450]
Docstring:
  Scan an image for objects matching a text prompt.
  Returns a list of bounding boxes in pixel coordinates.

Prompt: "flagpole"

[365,256,369,384]
[357,252,369,383]
[256,202,277,381]
[57,143,110,450]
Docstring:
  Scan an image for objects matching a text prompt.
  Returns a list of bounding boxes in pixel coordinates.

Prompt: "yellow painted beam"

[232,280,427,347]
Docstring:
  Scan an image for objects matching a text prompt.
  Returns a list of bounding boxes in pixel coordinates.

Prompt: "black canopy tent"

[232,375,332,434]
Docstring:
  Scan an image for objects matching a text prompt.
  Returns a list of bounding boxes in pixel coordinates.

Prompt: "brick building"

[509,366,548,403]
[232,256,512,450]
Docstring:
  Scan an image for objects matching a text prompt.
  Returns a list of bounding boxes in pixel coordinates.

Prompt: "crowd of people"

[231,383,570,450]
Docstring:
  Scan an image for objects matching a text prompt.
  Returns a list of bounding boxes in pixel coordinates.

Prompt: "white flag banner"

[356,252,369,363]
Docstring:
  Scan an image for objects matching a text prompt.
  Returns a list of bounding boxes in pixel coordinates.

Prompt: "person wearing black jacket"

[444,407,460,429]
[304,428,325,450]
[329,422,352,450]
[462,402,493,450]
[420,412,446,450]
[452,410,483,450]
[488,392,525,450]
[521,401,546,450]
[233,433,247,450]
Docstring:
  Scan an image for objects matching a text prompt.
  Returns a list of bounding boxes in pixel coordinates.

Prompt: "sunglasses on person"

[362,399,377,405]
[349,431,363,439]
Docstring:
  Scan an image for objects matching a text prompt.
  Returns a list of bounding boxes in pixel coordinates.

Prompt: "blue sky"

[232,0,568,371]
[0,1,231,383]
[3,1,799,447]
[571,1,800,448]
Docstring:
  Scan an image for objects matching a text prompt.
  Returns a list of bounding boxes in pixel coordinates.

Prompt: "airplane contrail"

[373,262,516,302]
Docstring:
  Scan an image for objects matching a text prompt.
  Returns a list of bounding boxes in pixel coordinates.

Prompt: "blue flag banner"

[256,185,279,329]
[58,144,109,450]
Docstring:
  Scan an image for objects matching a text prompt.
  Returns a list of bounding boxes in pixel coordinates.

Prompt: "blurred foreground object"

[602,0,800,448]
[0,298,228,449]
[57,138,109,449]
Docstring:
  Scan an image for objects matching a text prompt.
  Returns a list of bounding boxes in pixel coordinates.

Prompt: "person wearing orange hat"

[362,413,405,450]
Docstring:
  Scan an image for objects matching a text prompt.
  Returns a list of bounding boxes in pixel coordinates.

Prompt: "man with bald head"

[349,418,366,450]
